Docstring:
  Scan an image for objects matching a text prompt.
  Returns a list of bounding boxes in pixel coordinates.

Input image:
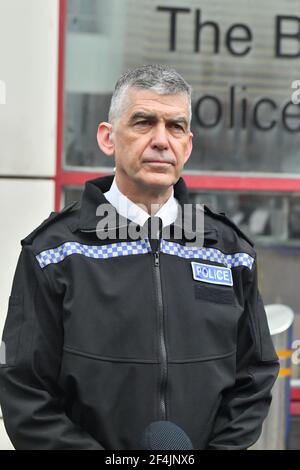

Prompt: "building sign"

[65,0,300,174]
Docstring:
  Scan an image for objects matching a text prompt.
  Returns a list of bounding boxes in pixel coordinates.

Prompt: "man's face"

[110,88,193,195]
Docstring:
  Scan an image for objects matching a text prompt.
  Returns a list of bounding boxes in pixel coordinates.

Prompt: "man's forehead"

[125,88,189,117]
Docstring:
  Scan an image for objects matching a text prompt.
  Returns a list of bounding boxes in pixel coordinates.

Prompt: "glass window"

[190,191,300,244]
[63,0,300,173]
[64,93,113,169]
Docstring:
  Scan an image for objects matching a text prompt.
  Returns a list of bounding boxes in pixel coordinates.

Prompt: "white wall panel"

[0,179,54,344]
[0,178,54,446]
[0,0,59,176]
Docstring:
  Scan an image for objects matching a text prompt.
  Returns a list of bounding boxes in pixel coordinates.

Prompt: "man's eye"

[135,120,150,126]
[171,123,184,131]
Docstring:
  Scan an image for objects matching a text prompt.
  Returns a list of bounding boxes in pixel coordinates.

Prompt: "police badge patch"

[191,261,233,287]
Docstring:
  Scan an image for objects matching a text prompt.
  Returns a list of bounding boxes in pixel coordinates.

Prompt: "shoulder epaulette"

[21,201,79,246]
[204,205,254,247]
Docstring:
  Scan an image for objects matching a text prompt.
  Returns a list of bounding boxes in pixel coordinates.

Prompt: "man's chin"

[138,173,176,191]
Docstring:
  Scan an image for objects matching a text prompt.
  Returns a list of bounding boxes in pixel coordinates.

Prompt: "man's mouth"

[142,157,175,166]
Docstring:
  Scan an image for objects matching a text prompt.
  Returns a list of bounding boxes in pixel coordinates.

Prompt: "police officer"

[0,64,279,450]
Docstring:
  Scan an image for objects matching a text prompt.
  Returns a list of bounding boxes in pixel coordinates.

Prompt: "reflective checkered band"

[160,240,254,270]
[36,239,152,268]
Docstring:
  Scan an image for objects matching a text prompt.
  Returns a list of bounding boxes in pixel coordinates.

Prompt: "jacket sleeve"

[0,245,104,449]
[206,258,280,450]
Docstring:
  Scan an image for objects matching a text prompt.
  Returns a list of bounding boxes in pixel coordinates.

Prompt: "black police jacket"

[0,175,279,450]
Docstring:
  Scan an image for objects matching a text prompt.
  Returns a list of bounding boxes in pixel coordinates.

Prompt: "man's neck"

[115,175,173,215]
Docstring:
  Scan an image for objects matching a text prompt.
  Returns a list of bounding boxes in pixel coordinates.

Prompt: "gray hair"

[108,64,192,127]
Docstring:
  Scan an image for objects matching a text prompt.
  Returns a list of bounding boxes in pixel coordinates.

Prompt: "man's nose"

[150,124,169,150]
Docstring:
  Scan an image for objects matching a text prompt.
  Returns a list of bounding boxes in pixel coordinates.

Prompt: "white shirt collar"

[103,177,178,228]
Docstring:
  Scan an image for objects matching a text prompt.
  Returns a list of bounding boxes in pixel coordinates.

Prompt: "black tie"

[143,216,163,252]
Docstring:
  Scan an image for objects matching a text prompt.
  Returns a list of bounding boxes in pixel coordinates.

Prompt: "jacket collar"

[104,176,178,229]
[75,174,218,243]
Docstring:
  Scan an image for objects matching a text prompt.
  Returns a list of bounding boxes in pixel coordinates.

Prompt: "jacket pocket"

[167,282,242,360]
[1,295,24,366]
[195,285,241,357]
[194,283,236,305]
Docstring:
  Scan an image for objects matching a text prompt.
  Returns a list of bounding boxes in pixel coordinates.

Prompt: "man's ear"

[97,122,115,156]
[184,131,193,164]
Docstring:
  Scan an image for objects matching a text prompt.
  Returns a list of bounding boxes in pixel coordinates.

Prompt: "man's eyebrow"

[167,117,189,127]
[129,112,188,127]
[130,112,157,122]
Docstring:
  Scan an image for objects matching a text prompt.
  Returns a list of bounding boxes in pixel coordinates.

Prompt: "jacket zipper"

[153,243,168,421]
[81,225,168,419]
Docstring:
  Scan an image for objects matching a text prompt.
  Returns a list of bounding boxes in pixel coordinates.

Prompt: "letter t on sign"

[156,6,191,51]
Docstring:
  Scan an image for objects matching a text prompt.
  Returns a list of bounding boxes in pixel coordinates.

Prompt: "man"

[0,64,279,450]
